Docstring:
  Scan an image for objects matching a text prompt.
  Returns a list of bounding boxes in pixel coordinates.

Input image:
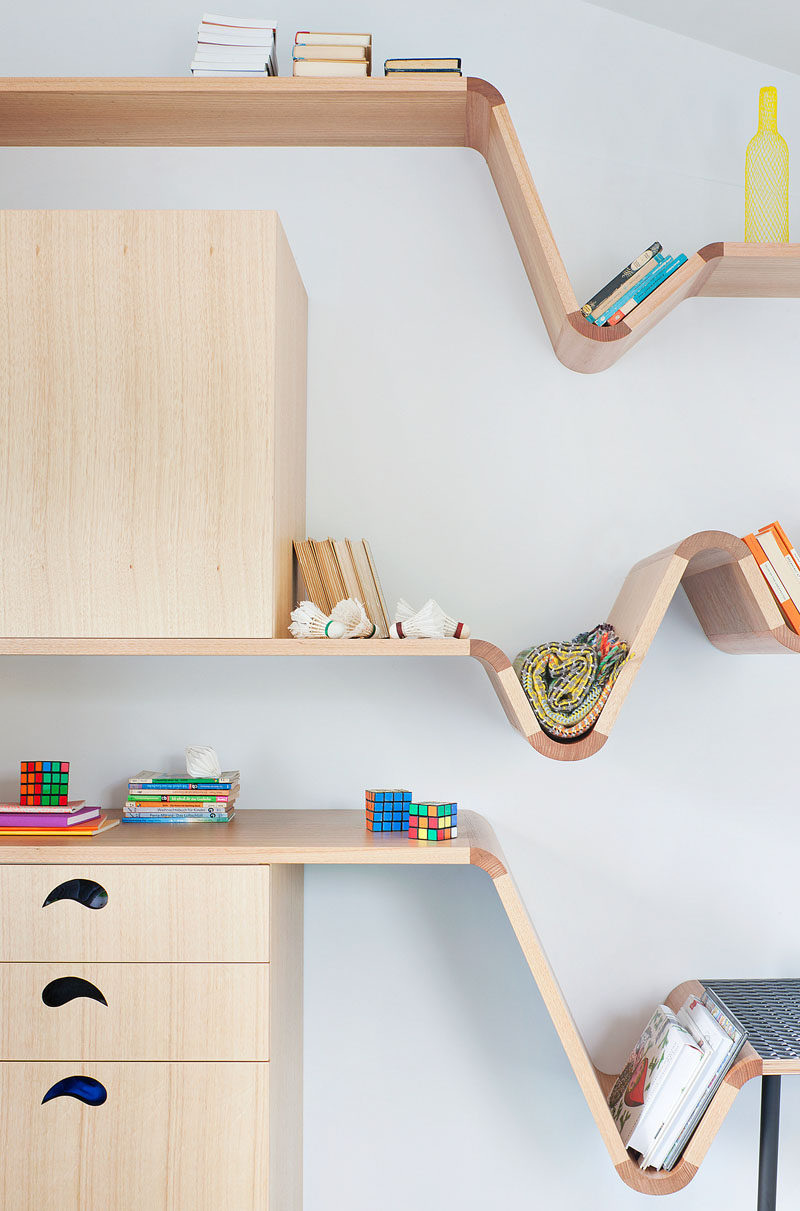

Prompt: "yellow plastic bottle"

[745,85,789,242]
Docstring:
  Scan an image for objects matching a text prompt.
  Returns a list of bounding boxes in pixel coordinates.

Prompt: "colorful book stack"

[0,761,117,836]
[581,242,688,327]
[190,13,277,77]
[123,770,240,823]
[743,520,800,634]
[293,538,390,636]
[293,31,372,77]
[384,58,461,77]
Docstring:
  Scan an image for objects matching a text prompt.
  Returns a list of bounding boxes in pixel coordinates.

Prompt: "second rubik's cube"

[408,802,457,840]
[20,761,70,806]
[365,789,411,832]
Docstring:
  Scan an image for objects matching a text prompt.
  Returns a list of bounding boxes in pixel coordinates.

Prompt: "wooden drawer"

[0,864,269,961]
[0,1061,268,1210]
[0,963,269,1060]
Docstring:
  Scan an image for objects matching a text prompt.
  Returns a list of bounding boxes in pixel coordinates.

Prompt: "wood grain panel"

[0,1061,268,1210]
[0,209,306,638]
[1,80,799,371]
[0,864,270,960]
[0,963,269,1060]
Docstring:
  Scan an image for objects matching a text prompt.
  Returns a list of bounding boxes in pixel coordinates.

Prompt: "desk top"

[0,809,507,876]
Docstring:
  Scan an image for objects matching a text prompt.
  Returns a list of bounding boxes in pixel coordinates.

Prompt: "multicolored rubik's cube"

[408,802,457,841]
[20,761,70,806]
[365,789,411,832]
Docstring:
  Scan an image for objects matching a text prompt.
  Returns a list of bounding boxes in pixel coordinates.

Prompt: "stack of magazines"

[608,989,746,1171]
[123,770,240,824]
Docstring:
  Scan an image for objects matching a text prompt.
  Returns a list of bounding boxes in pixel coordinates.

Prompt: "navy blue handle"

[42,1076,107,1106]
[42,878,108,910]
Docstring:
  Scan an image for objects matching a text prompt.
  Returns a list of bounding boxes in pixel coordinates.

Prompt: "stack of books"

[608,990,746,1171]
[191,13,277,77]
[292,31,372,77]
[0,802,116,836]
[1,761,116,835]
[581,242,688,327]
[293,538,390,636]
[743,520,800,634]
[123,770,240,824]
[384,58,462,77]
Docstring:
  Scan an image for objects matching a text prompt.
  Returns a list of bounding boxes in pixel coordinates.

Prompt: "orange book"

[742,533,800,634]
[0,816,118,836]
[758,521,800,574]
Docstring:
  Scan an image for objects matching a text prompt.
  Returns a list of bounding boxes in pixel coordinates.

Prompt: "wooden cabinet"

[0,209,307,640]
[0,854,302,1210]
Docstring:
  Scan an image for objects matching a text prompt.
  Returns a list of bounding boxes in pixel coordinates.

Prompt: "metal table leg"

[757,1076,781,1211]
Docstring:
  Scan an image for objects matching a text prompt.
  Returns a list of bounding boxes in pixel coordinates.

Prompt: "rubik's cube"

[20,761,70,806]
[365,789,411,832]
[408,802,457,841]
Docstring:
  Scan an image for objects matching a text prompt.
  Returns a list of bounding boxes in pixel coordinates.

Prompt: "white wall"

[3,2,800,1207]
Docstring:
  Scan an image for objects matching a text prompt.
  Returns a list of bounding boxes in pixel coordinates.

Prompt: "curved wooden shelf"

[6,806,764,1195]
[1,76,798,372]
[475,527,800,760]
[1,530,794,760]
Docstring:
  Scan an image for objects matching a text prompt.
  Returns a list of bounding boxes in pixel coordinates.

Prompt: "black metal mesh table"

[703,979,800,1211]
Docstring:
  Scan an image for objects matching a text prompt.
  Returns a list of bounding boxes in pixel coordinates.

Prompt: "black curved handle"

[41,1076,107,1106]
[42,878,108,910]
[41,977,108,1008]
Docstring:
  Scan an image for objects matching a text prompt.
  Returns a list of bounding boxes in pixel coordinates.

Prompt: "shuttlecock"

[392,598,470,639]
[289,601,347,639]
[186,745,222,779]
[330,598,376,639]
[390,598,445,639]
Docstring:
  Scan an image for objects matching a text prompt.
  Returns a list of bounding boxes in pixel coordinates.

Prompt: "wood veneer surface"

[1,78,796,371]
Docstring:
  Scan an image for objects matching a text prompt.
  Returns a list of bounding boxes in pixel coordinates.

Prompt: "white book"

[202,13,277,28]
[193,49,273,62]
[197,27,275,44]
[608,1005,704,1157]
[640,998,733,1170]
[756,529,800,613]
[660,992,747,1171]
[294,31,372,47]
[292,59,368,77]
[191,67,270,75]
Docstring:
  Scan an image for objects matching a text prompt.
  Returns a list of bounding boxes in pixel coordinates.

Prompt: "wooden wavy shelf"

[5,806,768,1196]
[1,76,798,372]
[2,530,795,761]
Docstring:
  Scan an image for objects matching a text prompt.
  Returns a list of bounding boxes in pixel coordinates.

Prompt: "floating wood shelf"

[2,531,793,760]
[1,76,798,372]
[0,806,767,1196]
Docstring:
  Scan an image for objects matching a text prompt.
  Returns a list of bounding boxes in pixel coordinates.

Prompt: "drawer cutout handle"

[42,1076,107,1107]
[42,878,108,910]
[42,977,108,1008]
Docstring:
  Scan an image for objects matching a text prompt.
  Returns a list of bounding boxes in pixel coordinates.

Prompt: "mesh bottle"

[745,85,789,242]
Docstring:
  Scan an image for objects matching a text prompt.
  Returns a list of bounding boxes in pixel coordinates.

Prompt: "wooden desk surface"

[0,809,507,875]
